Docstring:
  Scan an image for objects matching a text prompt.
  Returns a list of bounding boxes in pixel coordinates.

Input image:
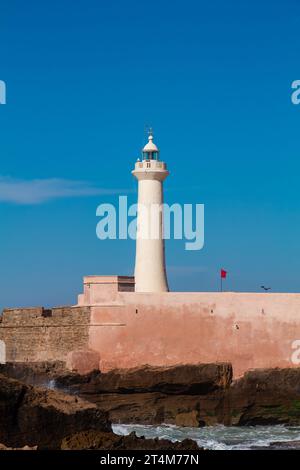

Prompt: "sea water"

[112,423,300,450]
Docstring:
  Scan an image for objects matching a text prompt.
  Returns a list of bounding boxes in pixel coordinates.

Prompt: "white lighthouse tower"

[132,130,169,292]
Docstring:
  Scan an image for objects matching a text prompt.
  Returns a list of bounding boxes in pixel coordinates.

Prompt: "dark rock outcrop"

[87,391,227,427]
[0,361,66,387]
[0,373,110,449]
[61,431,200,450]
[62,363,232,395]
[56,364,300,427]
[0,373,202,450]
[228,368,300,425]
[3,362,300,428]
[57,363,232,427]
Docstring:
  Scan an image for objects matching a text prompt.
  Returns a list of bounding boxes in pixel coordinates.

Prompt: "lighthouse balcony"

[134,160,167,171]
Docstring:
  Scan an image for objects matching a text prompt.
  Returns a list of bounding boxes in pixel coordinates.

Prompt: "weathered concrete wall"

[87,292,300,377]
[3,282,300,377]
[0,306,91,363]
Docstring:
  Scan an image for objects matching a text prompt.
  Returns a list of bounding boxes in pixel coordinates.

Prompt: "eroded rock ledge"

[2,362,300,427]
[0,372,199,450]
[0,372,110,449]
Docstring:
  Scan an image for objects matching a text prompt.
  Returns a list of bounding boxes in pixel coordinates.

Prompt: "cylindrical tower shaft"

[132,132,169,292]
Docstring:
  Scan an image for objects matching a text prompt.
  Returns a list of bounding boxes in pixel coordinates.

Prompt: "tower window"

[143,151,159,160]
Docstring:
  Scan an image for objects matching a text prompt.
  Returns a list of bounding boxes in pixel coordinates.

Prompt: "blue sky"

[0,0,300,309]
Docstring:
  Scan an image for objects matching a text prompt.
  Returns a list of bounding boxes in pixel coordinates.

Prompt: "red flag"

[220,269,227,279]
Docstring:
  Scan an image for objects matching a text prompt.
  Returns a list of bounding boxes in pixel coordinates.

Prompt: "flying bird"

[261,286,271,291]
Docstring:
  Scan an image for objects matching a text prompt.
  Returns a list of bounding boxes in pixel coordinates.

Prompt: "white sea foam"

[112,423,300,450]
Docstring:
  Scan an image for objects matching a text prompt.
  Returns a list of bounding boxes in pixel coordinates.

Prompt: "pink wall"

[86,292,300,377]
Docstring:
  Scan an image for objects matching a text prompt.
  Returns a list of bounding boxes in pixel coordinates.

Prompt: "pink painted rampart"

[82,284,300,377]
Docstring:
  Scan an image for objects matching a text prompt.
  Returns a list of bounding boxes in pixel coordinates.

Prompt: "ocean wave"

[112,423,300,450]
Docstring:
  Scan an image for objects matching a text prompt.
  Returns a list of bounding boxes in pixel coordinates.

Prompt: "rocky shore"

[74,365,300,426]
[0,372,199,450]
[1,361,300,436]
[60,363,233,427]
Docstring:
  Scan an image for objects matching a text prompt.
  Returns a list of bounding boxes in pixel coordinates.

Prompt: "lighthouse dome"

[143,133,159,152]
[142,132,159,160]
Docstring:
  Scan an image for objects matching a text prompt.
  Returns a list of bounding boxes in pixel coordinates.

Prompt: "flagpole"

[220,276,222,292]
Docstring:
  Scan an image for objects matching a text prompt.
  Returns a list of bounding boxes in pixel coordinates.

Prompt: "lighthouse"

[132,130,169,292]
